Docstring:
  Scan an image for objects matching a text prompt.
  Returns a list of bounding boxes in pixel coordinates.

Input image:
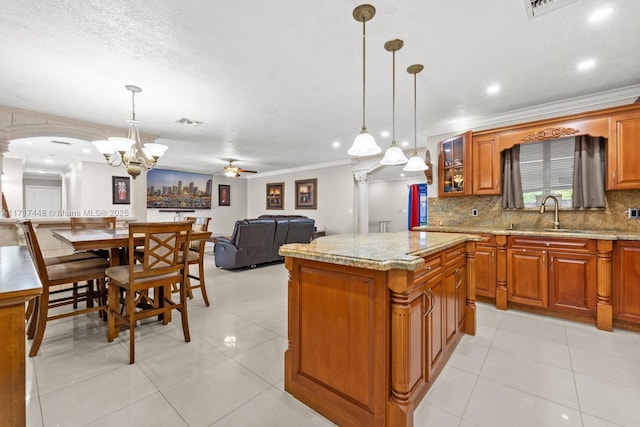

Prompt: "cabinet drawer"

[477,234,495,246]
[508,236,595,254]
[444,245,465,267]
[414,255,442,283]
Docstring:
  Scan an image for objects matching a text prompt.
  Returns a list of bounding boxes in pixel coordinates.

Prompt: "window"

[519,138,574,208]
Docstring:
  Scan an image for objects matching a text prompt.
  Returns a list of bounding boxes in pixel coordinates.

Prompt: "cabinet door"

[472,134,501,195]
[443,264,459,347]
[548,252,596,314]
[475,245,497,298]
[614,242,640,323]
[608,112,640,190]
[438,131,472,197]
[507,248,548,307]
[424,273,444,383]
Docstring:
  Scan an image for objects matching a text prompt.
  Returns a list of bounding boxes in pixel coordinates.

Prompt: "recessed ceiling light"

[589,6,613,23]
[25,140,33,145]
[45,159,53,164]
[400,173,405,177]
[380,130,390,138]
[332,141,341,148]
[486,84,501,95]
[401,140,410,147]
[39,170,46,174]
[83,148,91,153]
[577,59,596,71]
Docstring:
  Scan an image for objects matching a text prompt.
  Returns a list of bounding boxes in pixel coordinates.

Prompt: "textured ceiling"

[2,0,639,179]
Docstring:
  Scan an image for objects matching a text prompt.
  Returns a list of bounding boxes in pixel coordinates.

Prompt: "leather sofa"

[214,215,315,269]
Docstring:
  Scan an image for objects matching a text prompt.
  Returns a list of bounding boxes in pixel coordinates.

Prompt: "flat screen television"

[146,169,212,209]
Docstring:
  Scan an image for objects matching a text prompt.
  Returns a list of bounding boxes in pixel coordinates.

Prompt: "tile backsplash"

[427,190,640,232]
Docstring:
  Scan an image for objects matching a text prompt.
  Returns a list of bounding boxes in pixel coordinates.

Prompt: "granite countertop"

[413,225,640,241]
[279,231,481,271]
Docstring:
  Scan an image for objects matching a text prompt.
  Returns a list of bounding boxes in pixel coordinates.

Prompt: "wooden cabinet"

[614,241,640,323]
[548,252,596,314]
[422,244,467,384]
[424,268,444,382]
[472,133,501,195]
[507,236,596,313]
[607,112,640,190]
[475,235,497,298]
[283,238,476,427]
[438,131,471,196]
[507,248,548,307]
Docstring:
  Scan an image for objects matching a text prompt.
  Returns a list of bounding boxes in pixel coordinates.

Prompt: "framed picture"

[218,184,230,206]
[112,176,130,205]
[147,168,212,209]
[295,178,317,209]
[266,182,284,210]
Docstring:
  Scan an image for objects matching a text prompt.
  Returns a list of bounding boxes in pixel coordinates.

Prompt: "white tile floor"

[25,257,640,426]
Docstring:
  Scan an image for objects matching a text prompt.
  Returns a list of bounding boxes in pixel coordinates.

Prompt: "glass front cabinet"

[438,131,471,196]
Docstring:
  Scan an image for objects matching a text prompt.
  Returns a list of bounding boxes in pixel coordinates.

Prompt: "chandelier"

[92,85,168,179]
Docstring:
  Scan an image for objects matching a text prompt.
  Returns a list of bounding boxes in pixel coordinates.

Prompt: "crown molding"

[427,84,640,138]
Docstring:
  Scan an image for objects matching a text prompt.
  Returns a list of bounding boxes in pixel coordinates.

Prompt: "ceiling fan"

[221,159,258,177]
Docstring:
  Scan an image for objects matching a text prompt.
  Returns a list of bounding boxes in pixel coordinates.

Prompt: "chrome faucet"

[539,195,560,229]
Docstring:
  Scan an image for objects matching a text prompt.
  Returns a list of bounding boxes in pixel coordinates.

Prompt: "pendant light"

[348,4,382,157]
[403,64,429,171]
[380,39,409,165]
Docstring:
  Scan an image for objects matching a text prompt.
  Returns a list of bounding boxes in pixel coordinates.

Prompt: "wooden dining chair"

[105,222,192,364]
[183,216,211,306]
[18,219,110,357]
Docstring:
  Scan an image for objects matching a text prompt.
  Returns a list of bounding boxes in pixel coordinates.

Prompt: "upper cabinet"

[607,111,640,190]
[438,131,471,197]
[472,133,501,195]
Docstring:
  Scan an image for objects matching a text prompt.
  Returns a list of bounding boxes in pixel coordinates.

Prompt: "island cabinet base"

[284,241,476,427]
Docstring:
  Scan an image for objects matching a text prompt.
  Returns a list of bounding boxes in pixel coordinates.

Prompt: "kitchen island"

[279,231,480,427]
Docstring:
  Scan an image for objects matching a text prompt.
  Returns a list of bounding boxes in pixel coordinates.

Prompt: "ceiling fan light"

[380,143,408,165]
[348,129,381,156]
[224,170,236,177]
[403,153,429,171]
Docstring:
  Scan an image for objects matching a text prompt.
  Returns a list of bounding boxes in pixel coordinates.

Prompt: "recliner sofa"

[214,215,315,269]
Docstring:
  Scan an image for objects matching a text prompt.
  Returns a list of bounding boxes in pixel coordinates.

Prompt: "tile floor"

[25,256,640,426]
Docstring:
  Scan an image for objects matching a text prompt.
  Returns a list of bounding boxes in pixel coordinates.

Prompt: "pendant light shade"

[403,64,429,172]
[380,39,408,166]
[348,4,381,157]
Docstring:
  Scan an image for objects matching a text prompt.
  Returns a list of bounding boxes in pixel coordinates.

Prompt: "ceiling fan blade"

[238,168,257,174]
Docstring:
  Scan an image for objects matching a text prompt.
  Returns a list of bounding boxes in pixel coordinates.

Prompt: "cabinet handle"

[613,171,617,185]
[455,268,463,289]
[426,266,432,272]
[424,288,435,317]
[550,255,554,271]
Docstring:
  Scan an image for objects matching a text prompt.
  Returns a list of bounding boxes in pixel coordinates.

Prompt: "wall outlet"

[471,208,478,217]
[629,208,640,218]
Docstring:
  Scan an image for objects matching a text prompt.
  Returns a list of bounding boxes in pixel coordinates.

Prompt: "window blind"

[519,138,574,192]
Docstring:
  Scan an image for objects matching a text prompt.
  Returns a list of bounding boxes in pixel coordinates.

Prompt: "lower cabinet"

[506,236,596,314]
[548,252,596,314]
[424,244,466,383]
[614,240,640,323]
[475,235,496,298]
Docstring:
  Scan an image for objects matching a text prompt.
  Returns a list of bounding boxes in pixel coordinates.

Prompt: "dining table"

[51,227,212,266]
